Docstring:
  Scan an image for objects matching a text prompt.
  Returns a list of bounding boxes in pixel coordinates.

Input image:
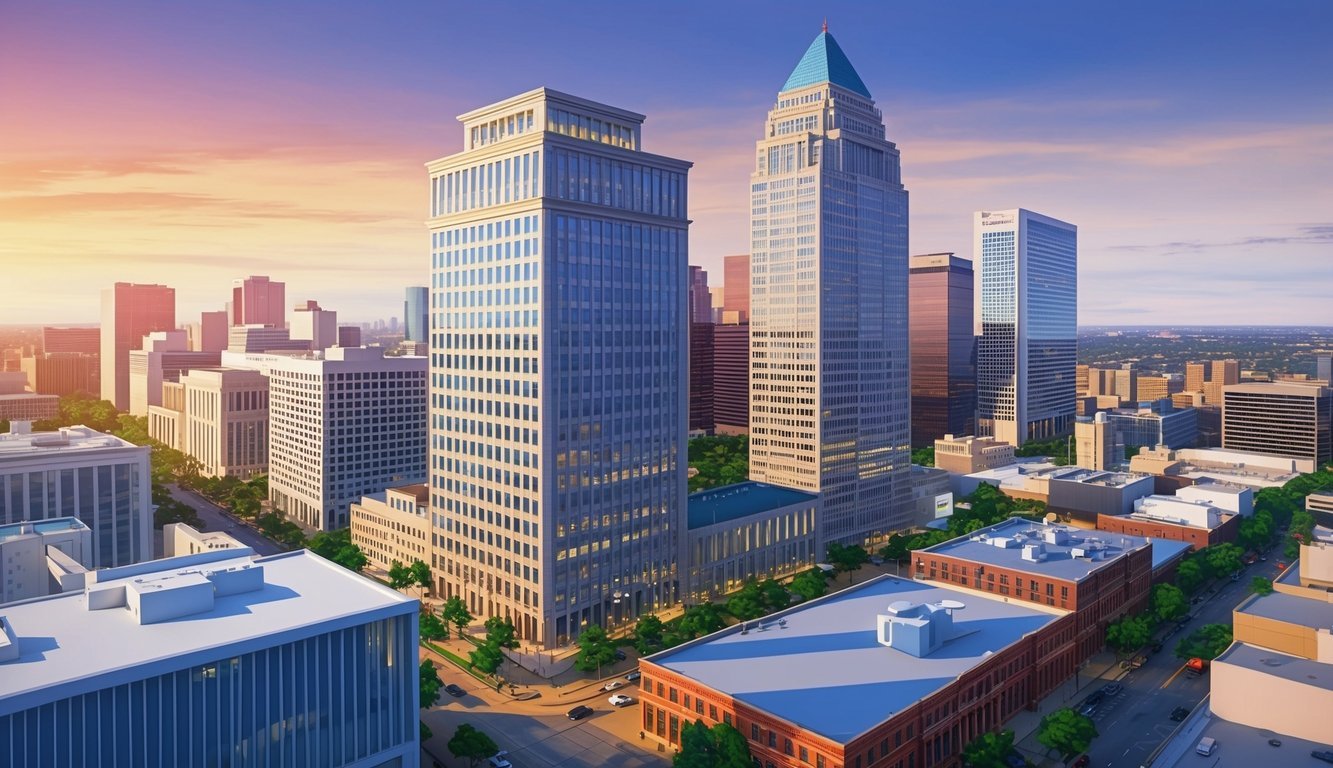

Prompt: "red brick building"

[1096,511,1238,551]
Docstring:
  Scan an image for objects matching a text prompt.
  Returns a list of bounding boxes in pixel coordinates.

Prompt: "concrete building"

[909,252,975,447]
[42,327,99,355]
[1184,362,1207,394]
[957,462,1154,521]
[349,484,431,573]
[0,425,150,568]
[933,433,1015,475]
[749,28,912,546]
[975,209,1078,446]
[1114,366,1137,405]
[1307,490,1333,527]
[1136,374,1181,403]
[685,482,819,601]
[223,348,427,531]
[1074,412,1119,470]
[909,464,954,527]
[0,393,59,422]
[712,321,749,435]
[0,517,93,604]
[1097,493,1238,551]
[642,574,1072,767]
[196,309,229,352]
[689,321,715,435]
[1222,381,1331,465]
[227,324,310,354]
[404,286,429,344]
[337,326,362,347]
[181,367,270,479]
[1105,402,1198,450]
[1317,355,1332,384]
[127,330,220,417]
[426,88,690,648]
[162,521,245,557]
[146,381,186,450]
[687,265,713,324]
[20,353,99,397]
[230,275,286,327]
[1128,446,1311,491]
[1174,482,1252,517]
[0,548,420,767]
[722,254,750,322]
[100,282,175,411]
[290,300,339,351]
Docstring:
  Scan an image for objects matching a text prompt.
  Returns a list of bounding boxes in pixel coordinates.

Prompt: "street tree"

[468,640,504,675]
[676,602,725,640]
[484,615,520,649]
[1205,543,1243,578]
[307,528,368,572]
[1037,707,1097,761]
[441,595,474,637]
[420,607,448,641]
[789,569,828,602]
[1250,577,1274,595]
[447,723,499,767]
[1175,624,1234,660]
[1105,614,1152,655]
[1150,583,1188,624]
[574,624,618,676]
[826,542,870,583]
[420,659,443,707]
[673,719,752,768]
[726,581,767,621]
[758,579,790,612]
[1175,557,1207,594]
[962,729,1015,768]
[634,614,666,655]
[388,560,413,591]
[410,559,432,600]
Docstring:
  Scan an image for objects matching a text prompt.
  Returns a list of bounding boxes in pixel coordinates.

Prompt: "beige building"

[1136,374,1178,403]
[934,433,1016,474]
[20,353,99,397]
[181,368,269,479]
[162,521,246,557]
[146,382,186,451]
[349,484,431,573]
[1074,412,1119,470]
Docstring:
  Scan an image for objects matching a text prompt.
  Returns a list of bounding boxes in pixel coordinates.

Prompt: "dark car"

[1071,756,1090,768]
[1170,707,1190,722]
[625,670,642,683]
[567,705,594,721]
[444,683,466,698]
[1101,683,1122,697]
[613,649,627,661]
[1312,750,1333,764]
[1150,641,1163,653]
[1003,753,1026,768]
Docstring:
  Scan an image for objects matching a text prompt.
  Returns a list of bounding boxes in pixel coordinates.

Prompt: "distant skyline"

[2,1,1331,325]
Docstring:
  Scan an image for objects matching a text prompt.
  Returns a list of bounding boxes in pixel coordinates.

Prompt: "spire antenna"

[822,18,829,33]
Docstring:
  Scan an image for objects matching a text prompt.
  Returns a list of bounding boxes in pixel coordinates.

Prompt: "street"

[1092,558,1285,768]
[166,483,284,556]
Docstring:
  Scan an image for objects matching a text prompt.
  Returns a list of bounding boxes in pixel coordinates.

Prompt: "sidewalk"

[1007,650,1123,765]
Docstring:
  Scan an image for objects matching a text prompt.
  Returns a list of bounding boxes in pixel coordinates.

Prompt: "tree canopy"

[1037,707,1097,761]
[1150,583,1188,624]
[789,569,829,602]
[962,730,1016,768]
[420,659,443,707]
[688,435,749,493]
[1175,624,1233,660]
[306,527,366,571]
[573,624,618,674]
[484,616,519,650]
[673,720,752,768]
[442,596,474,636]
[634,613,666,656]
[420,607,448,641]
[447,724,499,767]
[1106,614,1152,655]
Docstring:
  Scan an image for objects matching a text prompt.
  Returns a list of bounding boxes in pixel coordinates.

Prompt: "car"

[488,752,512,768]
[625,671,642,683]
[1101,682,1123,697]
[1311,750,1333,764]
[1071,756,1090,768]
[1082,691,1104,708]
[602,680,625,692]
[613,649,627,661]
[1150,641,1164,653]
[1260,555,1268,562]
[566,705,593,721]
[1003,753,1026,768]
[444,683,466,698]
[608,693,634,707]
[1170,706,1190,722]
[1078,701,1098,717]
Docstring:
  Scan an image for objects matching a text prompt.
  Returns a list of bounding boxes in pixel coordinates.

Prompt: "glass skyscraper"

[404,286,428,343]
[427,88,690,648]
[974,209,1078,446]
[749,29,912,546]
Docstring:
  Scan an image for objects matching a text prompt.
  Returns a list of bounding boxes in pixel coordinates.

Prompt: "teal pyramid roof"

[780,31,872,99]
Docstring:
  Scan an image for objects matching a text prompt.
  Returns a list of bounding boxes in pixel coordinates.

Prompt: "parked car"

[625,671,642,683]
[608,694,634,707]
[444,684,466,698]
[1078,701,1098,717]
[1101,682,1123,697]
[1311,750,1333,764]
[613,649,627,662]
[1170,706,1190,722]
[1082,691,1104,707]
[566,705,594,721]
[1003,753,1026,768]
[488,752,512,768]
[602,680,625,692]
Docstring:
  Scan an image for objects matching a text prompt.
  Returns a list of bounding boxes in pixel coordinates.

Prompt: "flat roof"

[647,575,1058,743]
[1215,643,1333,694]
[1237,591,1333,632]
[687,481,818,530]
[1158,705,1332,767]
[921,517,1152,582]
[0,517,90,540]
[0,549,416,716]
[0,393,57,400]
[0,425,141,459]
[1151,539,1193,571]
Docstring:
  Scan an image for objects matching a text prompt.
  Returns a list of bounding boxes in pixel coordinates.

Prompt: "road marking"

[1161,663,1187,689]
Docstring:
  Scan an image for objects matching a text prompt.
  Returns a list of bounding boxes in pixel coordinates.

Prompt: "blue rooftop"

[687,482,818,530]
[1150,539,1192,572]
[922,518,1153,582]
[781,30,872,99]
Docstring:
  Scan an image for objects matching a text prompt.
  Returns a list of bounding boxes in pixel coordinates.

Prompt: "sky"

[2,1,1331,326]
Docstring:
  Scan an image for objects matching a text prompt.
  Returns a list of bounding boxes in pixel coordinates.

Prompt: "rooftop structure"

[162,521,246,557]
[1131,495,1227,530]
[0,517,93,604]
[1129,445,1310,489]
[685,482,819,601]
[920,517,1151,583]
[686,481,820,529]
[934,433,1016,476]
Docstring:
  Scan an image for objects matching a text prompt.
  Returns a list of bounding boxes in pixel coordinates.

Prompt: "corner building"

[427,88,690,648]
[749,29,911,547]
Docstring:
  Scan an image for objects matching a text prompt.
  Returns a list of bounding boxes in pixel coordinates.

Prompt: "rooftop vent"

[0,616,17,663]
[877,600,965,658]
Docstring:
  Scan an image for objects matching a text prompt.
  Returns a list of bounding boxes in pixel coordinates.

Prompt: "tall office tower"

[1137,374,1179,403]
[688,266,713,324]
[749,28,911,546]
[909,253,975,447]
[1115,365,1138,405]
[20,353,98,397]
[1184,362,1207,393]
[223,347,427,530]
[227,325,310,354]
[290,300,339,350]
[127,330,221,416]
[1075,364,1089,395]
[974,209,1078,447]
[1318,355,1332,384]
[198,309,228,352]
[1211,359,1240,386]
[722,254,750,322]
[337,325,362,348]
[181,368,270,479]
[713,322,750,434]
[230,275,286,327]
[709,287,725,323]
[405,286,429,343]
[1222,381,1331,465]
[42,327,99,355]
[100,282,175,411]
[689,322,715,434]
[0,548,420,768]
[1075,412,1119,470]
[427,88,690,647]
[0,425,151,567]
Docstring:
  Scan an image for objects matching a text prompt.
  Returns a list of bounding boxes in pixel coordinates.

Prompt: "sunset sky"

[2,1,1330,326]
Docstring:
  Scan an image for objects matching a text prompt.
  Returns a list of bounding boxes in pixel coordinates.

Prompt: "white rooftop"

[0,425,140,459]
[0,549,416,716]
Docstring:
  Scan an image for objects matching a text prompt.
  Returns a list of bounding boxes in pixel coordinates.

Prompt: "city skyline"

[3,2,1331,325]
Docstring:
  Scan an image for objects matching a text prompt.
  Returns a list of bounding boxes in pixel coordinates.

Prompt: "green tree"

[410,559,433,599]
[1175,557,1207,594]
[447,723,499,767]
[726,580,767,621]
[634,614,666,656]
[789,569,828,602]
[420,659,443,707]
[1238,510,1274,552]
[1175,624,1234,660]
[574,623,617,675]
[307,528,368,571]
[911,445,935,467]
[879,533,911,563]
[420,607,448,641]
[388,560,413,591]
[468,640,505,675]
[1105,614,1152,655]
[484,615,520,650]
[1036,707,1097,761]
[256,513,307,550]
[153,498,202,530]
[962,729,1016,768]
[1250,577,1274,596]
[673,720,752,768]
[1286,509,1316,560]
[826,542,869,583]
[420,721,433,742]
[687,435,750,492]
[676,602,725,641]
[1150,583,1188,624]
[227,483,262,520]
[758,579,790,612]
[1205,543,1243,578]
[441,595,474,637]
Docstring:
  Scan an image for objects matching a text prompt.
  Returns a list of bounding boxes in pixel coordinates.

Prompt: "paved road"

[166,484,284,556]
[1094,557,1286,768]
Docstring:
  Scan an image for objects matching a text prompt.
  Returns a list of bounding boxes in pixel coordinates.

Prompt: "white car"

[488,751,512,768]
[601,680,625,692]
[608,693,634,707]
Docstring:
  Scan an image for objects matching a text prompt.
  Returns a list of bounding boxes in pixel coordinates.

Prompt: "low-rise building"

[684,481,819,602]
[146,381,186,450]
[1097,494,1238,551]
[0,548,420,767]
[957,462,1155,521]
[162,521,246,557]
[350,484,431,573]
[934,434,1015,474]
[1128,446,1310,490]
[0,518,93,604]
[1174,482,1253,517]
[1306,489,1333,528]
[1105,403,1197,450]
[909,464,953,527]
